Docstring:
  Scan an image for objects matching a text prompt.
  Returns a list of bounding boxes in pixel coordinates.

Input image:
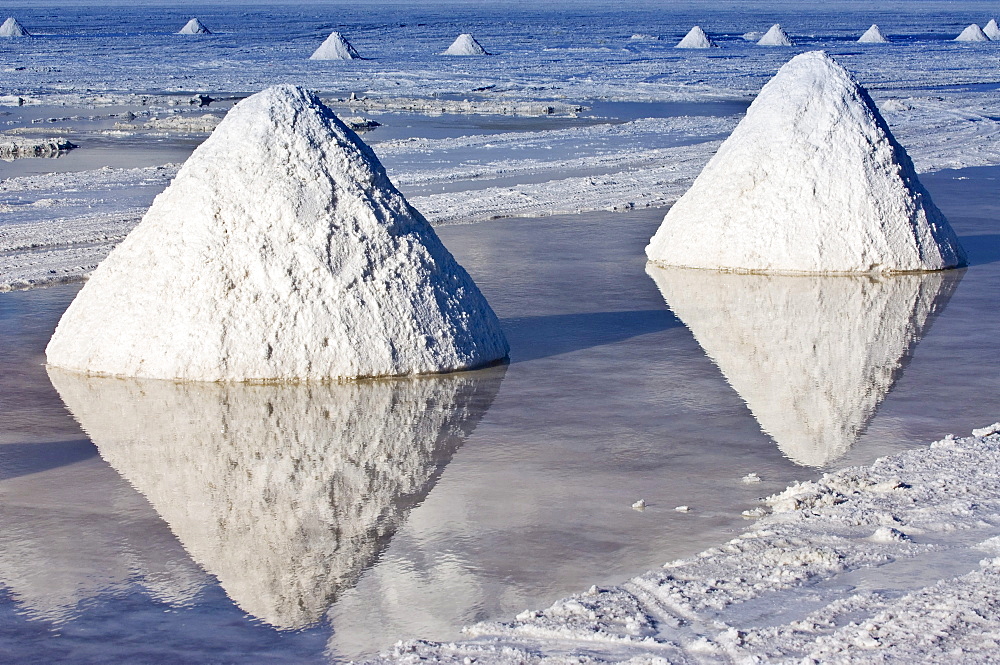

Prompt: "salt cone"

[676,25,716,49]
[757,24,793,46]
[444,33,488,55]
[310,31,361,60]
[178,18,211,35]
[858,24,890,43]
[0,17,30,37]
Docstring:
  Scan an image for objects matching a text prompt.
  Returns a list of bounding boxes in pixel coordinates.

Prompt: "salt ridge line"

[45,85,509,381]
[367,425,1000,663]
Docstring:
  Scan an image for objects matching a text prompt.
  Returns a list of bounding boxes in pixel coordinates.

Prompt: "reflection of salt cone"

[47,366,505,630]
[647,266,959,467]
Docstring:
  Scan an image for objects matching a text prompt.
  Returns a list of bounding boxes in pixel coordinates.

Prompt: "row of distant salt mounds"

[310,31,487,60]
[47,52,964,384]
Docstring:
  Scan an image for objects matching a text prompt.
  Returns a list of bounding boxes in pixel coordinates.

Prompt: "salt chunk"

[742,473,762,484]
[675,505,691,513]
[870,526,909,543]
[632,499,646,511]
[972,423,1000,438]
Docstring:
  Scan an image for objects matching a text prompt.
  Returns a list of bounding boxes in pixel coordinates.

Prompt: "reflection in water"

[47,365,505,630]
[647,266,960,467]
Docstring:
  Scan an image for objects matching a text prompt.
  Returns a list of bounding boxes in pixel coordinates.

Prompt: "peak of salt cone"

[0,17,29,37]
[178,17,211,35]
[647,266,957,467]
[46,85,509,381]
[985,19,1000,40]
[757,24,793,46]
[858,24,889,43]
[48,364,504,629]
[444,33,488,55]
[646,51,966,274]
[956,24,989,41]
[310,31,361,60]
[676,25,716,49]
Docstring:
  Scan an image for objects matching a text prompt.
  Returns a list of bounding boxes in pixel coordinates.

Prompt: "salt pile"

[310,31,361,60]
[757,24,794,46]
[0,17,29,37]
[444,33,488,56]
[985,19,1000,40]
[47,365,504,629]
[955,24,990,42]
[45,85,509,381]
[646,51,966,273]
[646,266,956,467]
[177,18,211,35]
[676,26,716,49]
[858,24,890,43]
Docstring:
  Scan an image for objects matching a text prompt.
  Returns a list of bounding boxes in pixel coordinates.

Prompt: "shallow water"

[1,162,998,662]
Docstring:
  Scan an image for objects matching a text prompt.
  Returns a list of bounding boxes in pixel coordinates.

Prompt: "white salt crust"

[310,31,361,60]
[676,26,715,49]
[757,24,794,46]
[646,51,966,274]
[45,85,509,381]
[444,33,488,55]
[858,24,890,43]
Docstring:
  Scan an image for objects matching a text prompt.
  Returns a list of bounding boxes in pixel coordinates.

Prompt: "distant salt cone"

[757,24,794,46]
[985,19,1000,40]
[444,33,488,55]
[46,85,509,381]
[858,24,890,43]
[0,17,30,37]
[676,25,716,49]
[47,364,505,629]
[955,24,990,42]
[178,18,211,35]
[646,51,966,273]
[647,266,959,467]
[310,31,361,60]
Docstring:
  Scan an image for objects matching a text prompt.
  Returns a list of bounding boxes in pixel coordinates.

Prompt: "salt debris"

[631,499,646,511]
[674,505,690,513]
[757,24,794,46]
[646,51,966,273]
[0,17,29,37]
[45,85,509,381]
[444,33,488,56]
[177,18,211,35]
[0,135,76,159]
[741,473,762,484]
[676,26,716,49]
[858,24,889,43]
[985,19,1000,40]
[955,24,990,42]
[310,31,361,60]
[742,31,764,41]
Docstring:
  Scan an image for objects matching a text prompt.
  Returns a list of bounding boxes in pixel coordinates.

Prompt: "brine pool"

[1,168,998,664]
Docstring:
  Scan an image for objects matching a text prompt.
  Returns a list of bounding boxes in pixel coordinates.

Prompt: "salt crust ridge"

[45,85,509,381]
[757,24,793,46]
[444,33,487,56]
[368,427,1000,663]
[0,17,29,37]
[858,24,889,44]
[646,51,966,274]
[177,18,210,35]
[647,266,956,467]
[310,31,361,60]
[47,365,504,630]
[956,24,990,42]
[675,26,715,49]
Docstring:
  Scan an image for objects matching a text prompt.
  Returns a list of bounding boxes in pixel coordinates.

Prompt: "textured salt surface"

[676,26,715,49]
[310,31,361,60]
[369,428,1000,663]
[757,23,793,46]
[858,24,890,43]
[646,51,965,274]
[443,33,487,56]
[46,86,508,381]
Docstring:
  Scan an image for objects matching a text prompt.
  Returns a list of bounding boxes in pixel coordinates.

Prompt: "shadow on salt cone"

[646,265,962,467]
[46,363,506,630]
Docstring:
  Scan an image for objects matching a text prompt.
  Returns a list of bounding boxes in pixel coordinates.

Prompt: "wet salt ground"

[0,165,997,662]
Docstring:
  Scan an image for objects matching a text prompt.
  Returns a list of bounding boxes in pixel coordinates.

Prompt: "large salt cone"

[178,18,211,35]
[46,364,505,630]
[676,25,716,49]
[647,265,960,467]
[310,31,361,60]
[46,85,509,381]
[444,33,488,55]
[647,51,966,273]
[0,17,30,37]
